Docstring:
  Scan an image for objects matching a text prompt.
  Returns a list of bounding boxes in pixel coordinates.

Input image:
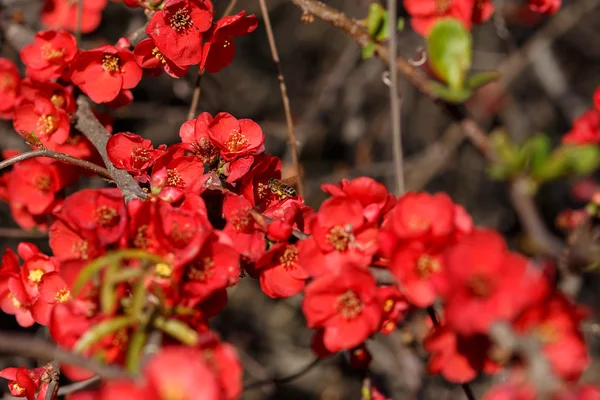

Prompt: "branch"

[386,0,404,195]
[43,361,60,400]
[0,149,111,179]
[0,331,130,381]
[288,0,494,162]
[57,376,100,396]
[75,96,148,203]
[260,0,303,197]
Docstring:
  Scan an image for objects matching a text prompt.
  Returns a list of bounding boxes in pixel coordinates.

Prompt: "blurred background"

[0,0,600,398]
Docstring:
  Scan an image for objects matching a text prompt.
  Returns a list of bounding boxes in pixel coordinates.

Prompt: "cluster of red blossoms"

[562,86,600,146]
[0,0,597,400]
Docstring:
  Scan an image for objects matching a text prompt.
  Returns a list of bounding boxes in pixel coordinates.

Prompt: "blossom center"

[187,257,214,281]
[169,222,195,246]
[167,168,184,187]
[134,225,149,249]
[50,94,65,109]
[28,268,45,283]
[279,245,299,269]
[0,75,14,90]
[131,145,151,167]
[468,274,493,297]
[336,290,363,319]
[71,240,91,260]
[101,54,120,72]
[223,39,232,48]
[9,382,24,395]
[56,288,70,303]
[169,7,193,32]
[435,0,452,13]
[416,255,440,279]
[41,43,65,61]
[35,175,53,191]
[192,138,219,164]
[536,323,558,345]
[8,293,21,308]
[37,114,58,135]
[155,262,173,278]
[327,225,354,251]
[232,209,252,232]
[225,130,249,152]
[94,205,119,228]
[152,47,166,64]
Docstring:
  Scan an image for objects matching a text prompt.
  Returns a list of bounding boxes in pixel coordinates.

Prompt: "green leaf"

[487,130,526,180]
[466,71,500,91]
[427,81,472,104]
[361,43,376,59]
[154,317,199,346]
[125,329,147,374]
[74,316,134,353]
[100,263,119,314]
[427,18,472,91]
[521,133,552,177]
[565,144,600,176]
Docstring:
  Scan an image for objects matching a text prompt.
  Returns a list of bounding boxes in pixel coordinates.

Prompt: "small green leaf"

[466,71,500,91]
[125,329,147,374]
[427,18,472,91]
[565,144,600,176]
[362,43,376,59]
[521,133,552,177]
[427,81,472,103]
[154,317,199,346]
[74,316,134,353]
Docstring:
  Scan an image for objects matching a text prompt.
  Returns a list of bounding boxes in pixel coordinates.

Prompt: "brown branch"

[75,96,148,203]
[187,69,204,121]
[223,0,238,16]
[57,376,100,396]
[127,24,148,46]
[0,228,48,239]
[0,331,130,381]
[0,20,34,50]
[260,0,304,197]
[0,149,111,179]
[43,361,60,400]
[288,0,493,161]
[386,0,404,195]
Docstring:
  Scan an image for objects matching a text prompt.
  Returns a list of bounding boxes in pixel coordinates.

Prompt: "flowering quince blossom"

[404,0,494,35]
[20,30,77,82]
[146,0,214,67]
[201,10,259,73]
[14,96,71,145]
[133,38,189,78]
[562,108,600,145]
[302,265,382,352]
[70,45,143,103]
[0,58,22,119]
[41,0,108,34]
[107,132,167,181]
[0,366,45,400]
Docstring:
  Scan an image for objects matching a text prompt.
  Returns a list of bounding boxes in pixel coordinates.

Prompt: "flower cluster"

[0,1,597,400]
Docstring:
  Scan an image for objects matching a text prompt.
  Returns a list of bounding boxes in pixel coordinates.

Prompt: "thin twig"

[243,357,320,390]
[0,228,48,239]
[43,361,60,400]
[57,376,100,396]
[75,96,148,202]
[386,0,404,195]
[0,149,112,178]
[187,70,204,121]
[75,0,83,45]
[0,331,130,381]
[223,0,239,16]
[259,0,303,197]
[127,24,148,46]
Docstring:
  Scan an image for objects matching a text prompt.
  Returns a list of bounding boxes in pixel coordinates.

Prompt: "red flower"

[19,79,76,114]
[31,271,70,325]
[179,112,220,164]
[425,324,500,383]
[201,10,258,73]
[144,346,219,400]
[513,293,589,382]
[0,366,45,400]
[107,132,166,180]
[562,109,600,145]
[0,58,21,119]
[222,193,265,262]
[404,0,486,35]
[14,96,70,145]
[20,30,77,82]
[442,229,539,335]
[181,232,240,303]
[302,265,382,352]
[70,45,143,104]
[133,38,189,78]
[146,0,214,67]
[151,147,208,195]
[255,243,308,298]
[208,112,265,161]
[321,177,390,223]
[199,338,243,400]
[377,285,410,334]
[528,0,561,15]
[41,0,108,34]
[18,242,59,300]
[237,154,283,210]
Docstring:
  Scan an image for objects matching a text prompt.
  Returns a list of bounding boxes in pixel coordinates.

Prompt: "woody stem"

[0,149,111,178]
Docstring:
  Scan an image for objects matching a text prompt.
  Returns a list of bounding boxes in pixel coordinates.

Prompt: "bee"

[267,177,297,200]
